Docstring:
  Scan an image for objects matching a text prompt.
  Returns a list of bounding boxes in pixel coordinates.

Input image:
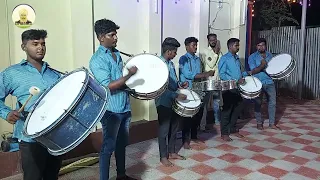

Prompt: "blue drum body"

[24,68,109,156]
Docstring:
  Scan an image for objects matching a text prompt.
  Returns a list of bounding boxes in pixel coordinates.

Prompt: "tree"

[256,0,299,28]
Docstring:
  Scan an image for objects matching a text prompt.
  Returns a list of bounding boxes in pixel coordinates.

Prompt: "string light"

[288,0,312,7]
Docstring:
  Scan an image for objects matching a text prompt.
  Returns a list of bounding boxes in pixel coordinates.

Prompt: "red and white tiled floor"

[4,98,320,180]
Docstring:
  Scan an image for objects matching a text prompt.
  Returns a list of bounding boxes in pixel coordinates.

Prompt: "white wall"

[93,0,248,122]
[0,0,248,135]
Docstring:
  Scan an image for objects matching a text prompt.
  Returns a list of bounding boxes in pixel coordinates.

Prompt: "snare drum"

[172,89,201,117]
[123,53,169,100]
[192,77,221,91]
[265,53,296,80]
[24,68,109,156]
[238,76,262,99]
[221,80,237,91]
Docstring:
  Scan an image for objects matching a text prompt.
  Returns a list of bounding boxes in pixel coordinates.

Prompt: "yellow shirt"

[201,46,223,80]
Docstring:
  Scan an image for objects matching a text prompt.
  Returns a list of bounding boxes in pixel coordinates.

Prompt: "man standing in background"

[200,33,223,131]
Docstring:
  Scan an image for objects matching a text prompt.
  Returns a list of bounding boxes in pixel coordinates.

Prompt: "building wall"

[0,0,248,136]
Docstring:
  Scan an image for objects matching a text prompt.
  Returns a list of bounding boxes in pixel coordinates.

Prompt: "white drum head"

[266,54,292,75]
[123,54,169,94]
[240,76,262,92]
[176,89,201,108]
[26,70,86,135]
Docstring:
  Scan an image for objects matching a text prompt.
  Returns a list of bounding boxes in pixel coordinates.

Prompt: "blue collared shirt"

[89,45,130,113]
[179,53,201,88]
[155,56,179,108]
[218,52,247,81]
[248,51,274,85]
[0,60,60,142]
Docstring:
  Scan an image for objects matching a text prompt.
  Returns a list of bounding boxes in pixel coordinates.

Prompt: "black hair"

[227,38,240,48]
[257,38,267,45]
[207,33,217,40]
[184,37,198,46]
[94,19,120,37]
[21,29,47,44]
[162,37,180,54]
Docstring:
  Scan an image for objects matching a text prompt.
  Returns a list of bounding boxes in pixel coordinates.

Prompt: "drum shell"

[172,100,201,118]
[221,80,237,91]
[269,58,296,80]
[192,80,221,91]
[24,69,108,156]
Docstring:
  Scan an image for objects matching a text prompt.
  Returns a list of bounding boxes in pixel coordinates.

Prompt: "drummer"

[179,37,214,149]
[0,29,62,180]
[200,33,223,129]
[218,38,249,142]
[248,38,279,130]
[155,37,188,166]
[89,19,137,180]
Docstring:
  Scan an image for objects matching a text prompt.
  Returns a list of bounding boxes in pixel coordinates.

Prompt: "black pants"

[20,141,62,180]
[182,107,204,143]
[157,106,179,159]
[220,90,243,135]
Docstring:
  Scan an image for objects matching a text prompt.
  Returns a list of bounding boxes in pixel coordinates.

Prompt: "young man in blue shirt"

[0,29,62,180]
[179,37,214,149]
[89,19,137,180]
[218,38,250,142]
[155,37,188,166]
[248,38,279,130]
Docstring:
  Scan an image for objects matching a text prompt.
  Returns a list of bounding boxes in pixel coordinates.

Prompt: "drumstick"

[189,89,196,101]
[18,86,41,113]
[250,74,258,87]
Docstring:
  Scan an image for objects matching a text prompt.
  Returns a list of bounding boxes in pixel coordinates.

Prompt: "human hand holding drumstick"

[18,86,41,113]
[7,86,40,124]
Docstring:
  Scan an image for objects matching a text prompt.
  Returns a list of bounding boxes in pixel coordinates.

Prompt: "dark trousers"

[157,106,179,159]
[20,141,62,180]
[182,107,204,143]
[220,90,244,135]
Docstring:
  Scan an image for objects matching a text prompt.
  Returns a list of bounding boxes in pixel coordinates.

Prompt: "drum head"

[25,70,87,135]
[266,54,292,75]
[176,89,201,108]
[240,76,262,92]
[123,54,169,94]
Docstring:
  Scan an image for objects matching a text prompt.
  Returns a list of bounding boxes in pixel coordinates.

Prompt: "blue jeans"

[254,84,276,125]
[203,91,221,124]
[99,110,131,180]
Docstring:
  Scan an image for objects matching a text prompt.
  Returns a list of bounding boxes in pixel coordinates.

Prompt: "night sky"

[291,0,320,27]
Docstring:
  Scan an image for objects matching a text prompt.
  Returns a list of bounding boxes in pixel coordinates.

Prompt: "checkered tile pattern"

[4,99,320,180]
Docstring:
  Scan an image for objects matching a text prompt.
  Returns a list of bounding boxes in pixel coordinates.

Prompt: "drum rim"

[123,53,169,95]
[270,58,296,80]
[266,53,293,75]
[23,68,90,138]
[130,79,169,100]
[172,103,200,118]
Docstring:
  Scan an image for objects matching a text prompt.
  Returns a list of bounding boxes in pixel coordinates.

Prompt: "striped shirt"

[89,45,130,113]
[155,56,179,108]
[0,60,61,142]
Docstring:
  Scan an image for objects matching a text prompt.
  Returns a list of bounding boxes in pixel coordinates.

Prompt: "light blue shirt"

[248,51,274,85]
[89,45,130,113]
[179,53,201,88]
[155,56,179,108]
[0,60,60,142]
[218,52,248,82]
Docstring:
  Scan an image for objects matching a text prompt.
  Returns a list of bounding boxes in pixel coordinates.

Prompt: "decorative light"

[288,0,312,7]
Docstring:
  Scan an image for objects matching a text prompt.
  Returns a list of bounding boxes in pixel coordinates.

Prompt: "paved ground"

[3,98,320,180]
